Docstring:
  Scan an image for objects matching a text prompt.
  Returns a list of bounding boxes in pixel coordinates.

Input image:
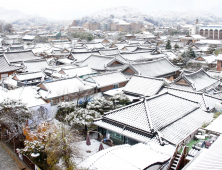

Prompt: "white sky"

[1,0,222,20]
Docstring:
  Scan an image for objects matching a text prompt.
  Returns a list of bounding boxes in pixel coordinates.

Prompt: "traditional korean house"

[99,49,120,56]
[69,51,100,62]
[12,71,46,87]
[4,50,40,64]
[120,51,165,62]
[121,57,181,81]
[9,45,24,51]
[159,87,222,112]
[78,54,127,72]
[83,71,128,92]
[44,65,75,76]
[57,65,97,79]
[38,76,95,105]
[45,48,72,59]
[84,43,105,51]
[94,92,213,146]
[187,55,217,69]
[23,59,49,72]
[123,75,169,98]
[124,33,136,39]
[173,69,220,93]
[0,54,22,81]
[22,35,36,42]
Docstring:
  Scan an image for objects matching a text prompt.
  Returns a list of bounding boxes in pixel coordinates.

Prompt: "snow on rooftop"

[205,114,222,133]
[1,86,45,108]
[78,142,172,170]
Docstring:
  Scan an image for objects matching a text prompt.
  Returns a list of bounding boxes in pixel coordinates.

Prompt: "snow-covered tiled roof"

[38,77,95,99]
[4,50,40,63]
[78,143,170,170]
[160,109,213,145]
[183,135,222,170]
[159,87,222,111]
[83,71,128,88]
[22,35,36,40]
[174,69,220,92]
[147,93,199,131]
[123,75,168,97]
[123,57,180,78]
[94,92,211,145]
[13,71,45,81]
[1,86,46,108]
[78,54,126,71]
[99,49,119,56]
[0,55,21,73]
[120,51,165,61]
[71,52,100,62]
[61,66,96,77]
[24,60,49,72]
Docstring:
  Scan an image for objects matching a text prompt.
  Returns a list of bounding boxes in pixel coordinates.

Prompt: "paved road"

[0,143,21,170]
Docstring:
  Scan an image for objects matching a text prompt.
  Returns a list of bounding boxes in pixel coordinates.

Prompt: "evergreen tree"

[187,47,196,58]
[174,43,179,49]
[166,40,171,49]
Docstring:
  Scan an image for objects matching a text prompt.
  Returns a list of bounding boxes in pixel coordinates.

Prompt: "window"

[113,84,119,89]
[107,130,124,142]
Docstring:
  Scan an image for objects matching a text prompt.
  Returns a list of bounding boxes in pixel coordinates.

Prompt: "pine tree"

[174,43,179,49]
[166,40,171,49]
[187,47,196,58]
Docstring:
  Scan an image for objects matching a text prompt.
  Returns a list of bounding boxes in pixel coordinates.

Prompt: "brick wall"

[217,60,222,71]
[119,81,128,87]
[123,68,135,74]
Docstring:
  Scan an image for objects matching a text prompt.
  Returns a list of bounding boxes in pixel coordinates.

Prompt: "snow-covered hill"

[0,7,48,25]
[77,6,222,26]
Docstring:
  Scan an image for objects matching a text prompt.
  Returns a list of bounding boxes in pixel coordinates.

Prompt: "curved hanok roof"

[122,57,180,78]
[174,68,220,92]
[94,92,213,145]
[123,75,169,97]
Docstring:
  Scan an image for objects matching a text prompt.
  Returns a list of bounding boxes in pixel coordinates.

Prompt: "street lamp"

[31,149,40,157]
[31,148,47,170]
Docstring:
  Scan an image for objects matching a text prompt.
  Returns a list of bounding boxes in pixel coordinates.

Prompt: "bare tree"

[4,23,13,33]
[0,20,4,33]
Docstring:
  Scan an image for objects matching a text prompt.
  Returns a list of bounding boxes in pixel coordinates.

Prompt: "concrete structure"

[83,23,100,31]
[200,25,222,39]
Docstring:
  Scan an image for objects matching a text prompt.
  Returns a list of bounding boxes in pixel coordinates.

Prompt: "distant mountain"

[77,6,222,26]
[146,10,222,26]
[0,7,48,25]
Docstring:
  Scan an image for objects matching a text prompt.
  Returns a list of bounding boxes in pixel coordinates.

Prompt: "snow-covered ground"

[74,139,110,165]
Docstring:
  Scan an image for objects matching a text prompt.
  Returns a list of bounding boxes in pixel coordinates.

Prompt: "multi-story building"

[130,23,141,31]
[83,23,100,31]
[200,25,222,40]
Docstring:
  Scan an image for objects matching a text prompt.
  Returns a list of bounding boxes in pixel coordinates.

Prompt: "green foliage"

[208,45,217,54]
[87,97,113,114]
[69,32,94,41]
[170,30,179,36]
[214,48,222,56]
[166,40,171,49]
[174,43,179,49]
[56,102,76,122]
[182,47,196,59]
